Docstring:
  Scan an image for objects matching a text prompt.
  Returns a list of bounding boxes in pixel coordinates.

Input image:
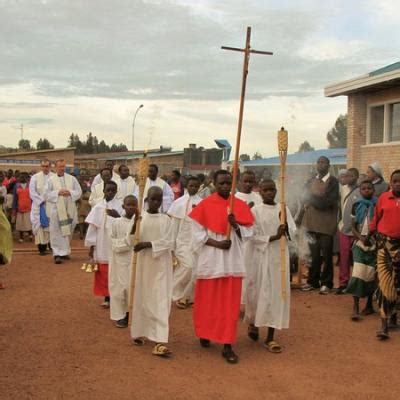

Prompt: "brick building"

[325,62,400,178]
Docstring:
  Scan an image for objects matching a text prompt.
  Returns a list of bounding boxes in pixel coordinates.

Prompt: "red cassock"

[93,263,109,297]
[189,193,254,344]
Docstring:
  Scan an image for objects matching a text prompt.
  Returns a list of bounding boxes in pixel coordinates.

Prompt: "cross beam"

[221,26,273,238]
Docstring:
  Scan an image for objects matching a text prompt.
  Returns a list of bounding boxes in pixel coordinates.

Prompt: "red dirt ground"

[1,238,399,400]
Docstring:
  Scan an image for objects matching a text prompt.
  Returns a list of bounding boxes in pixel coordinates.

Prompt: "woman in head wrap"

[367,162,389,197]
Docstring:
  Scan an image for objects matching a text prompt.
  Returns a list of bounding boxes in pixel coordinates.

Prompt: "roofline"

[0,147,76,157]
[324,68,400,97]
[98,151,184,161]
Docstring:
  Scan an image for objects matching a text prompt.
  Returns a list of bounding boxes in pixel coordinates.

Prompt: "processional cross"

[222,26,273,238]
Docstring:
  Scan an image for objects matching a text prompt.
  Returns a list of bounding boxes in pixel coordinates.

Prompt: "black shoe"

[335,285,347,295]
[61,255,70,260]
[54,256,62,264]
[115,316,129,328]
[199,338,211,348]
[39,251,47,256]
[222,347,239,364]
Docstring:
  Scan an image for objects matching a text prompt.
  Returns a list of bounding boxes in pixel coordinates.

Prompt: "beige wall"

[347,87,400,179]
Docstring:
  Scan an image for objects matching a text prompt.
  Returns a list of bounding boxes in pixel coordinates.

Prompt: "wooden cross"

[222,26,273,238]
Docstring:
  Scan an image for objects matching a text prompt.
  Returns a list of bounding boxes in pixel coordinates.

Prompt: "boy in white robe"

[235,170,262,307]
[167,176,202,308]
[115,164,139,201]
[85,181,123,308]
[89,168,112,207]
[244,179,296,353]
[47,159,82,264]
[109,195,138,328]
[131,187,174,357]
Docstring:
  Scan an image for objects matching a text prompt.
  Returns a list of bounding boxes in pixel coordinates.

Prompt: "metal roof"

[235,148,346,167]
[98,150,184,161]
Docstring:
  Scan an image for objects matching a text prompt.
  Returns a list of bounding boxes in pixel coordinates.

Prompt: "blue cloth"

[39,203,49,228]
[354,197,377,226]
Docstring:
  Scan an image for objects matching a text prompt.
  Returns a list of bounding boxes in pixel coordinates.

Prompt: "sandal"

[176,299,189,309]
[376,330,390,340]
[264,340,283,353]
[133,337,146,346]
[221,348,239,364]
[247,325,259,341]
[152,343,172,357]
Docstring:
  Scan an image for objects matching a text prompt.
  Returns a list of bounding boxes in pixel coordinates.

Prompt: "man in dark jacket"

[301,156,339,294]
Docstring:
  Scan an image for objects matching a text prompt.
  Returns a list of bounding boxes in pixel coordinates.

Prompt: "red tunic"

[93,263,109,297]
[15,185,31,213]
[370,191,400,239]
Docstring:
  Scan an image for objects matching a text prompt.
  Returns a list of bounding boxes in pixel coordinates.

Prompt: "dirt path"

[1,240,399,400]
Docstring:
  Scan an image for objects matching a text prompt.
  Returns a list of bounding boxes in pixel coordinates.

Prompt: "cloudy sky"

[0,0,399,157]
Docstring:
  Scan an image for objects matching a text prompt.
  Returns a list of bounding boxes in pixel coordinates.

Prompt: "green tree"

[18,139,32,150]
[297,140,315,153]
[239,154,250,161]
[36,138,54,150]
[252,151,263,160]
[327,114,347,148]
[98,140,110,153]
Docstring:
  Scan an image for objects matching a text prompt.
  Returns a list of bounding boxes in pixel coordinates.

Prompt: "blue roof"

[369,62,400,77]
[238,148,346,167]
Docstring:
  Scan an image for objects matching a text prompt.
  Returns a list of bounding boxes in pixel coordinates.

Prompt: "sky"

[0,0,399,157]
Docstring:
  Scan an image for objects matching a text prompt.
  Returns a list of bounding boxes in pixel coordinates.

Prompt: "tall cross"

[222,26,273,238]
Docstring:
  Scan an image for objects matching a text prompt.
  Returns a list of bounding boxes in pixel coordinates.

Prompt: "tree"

[297,140,315,153]
[18,139,32,150]
[98,140,110,153]
[36,138,54,150]
[327,114,347,148]
[252,151,263,160]
[239,154,250,161]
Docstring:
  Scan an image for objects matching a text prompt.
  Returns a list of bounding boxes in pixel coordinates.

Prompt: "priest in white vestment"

[143,164,174,213]
[47,159,82,264]
[115,164,139,201]
[29,159,54,255]
[244,180,296,352]
[130,187,174,357]
[167,176,202,307]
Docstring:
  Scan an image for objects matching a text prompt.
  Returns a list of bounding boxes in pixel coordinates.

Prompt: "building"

[325,61,400,177]
[0,148,75,173]
[231,148,347,180]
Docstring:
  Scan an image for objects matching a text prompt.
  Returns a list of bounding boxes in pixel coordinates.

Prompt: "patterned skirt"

[346,241,376,298]
[375,235,400,318]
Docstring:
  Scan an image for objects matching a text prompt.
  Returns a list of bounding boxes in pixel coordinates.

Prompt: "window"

[369,105,384,143]
[367,100,400,144]
[389,102,400,142]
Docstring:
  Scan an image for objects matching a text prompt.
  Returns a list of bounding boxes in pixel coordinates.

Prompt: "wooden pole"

[222,27,273,238]
[278,127,288,299]
[128,154,149,325]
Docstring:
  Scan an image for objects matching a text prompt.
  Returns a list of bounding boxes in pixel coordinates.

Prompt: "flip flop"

[176,299,189,309]
[264,340,283,353]
[152,343,172,357]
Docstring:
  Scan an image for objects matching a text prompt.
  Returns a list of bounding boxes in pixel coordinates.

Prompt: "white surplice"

[235,191,262,304]
[91,171,120,191]
[84,198,124,264]
[168,193,202,301]
[130,212,173,343]
[115,176,139,202]
[143,177,174,213]
[47,173,82,257]
[108,216,135,321]
[244,203,296,330]
[29,171,54,244]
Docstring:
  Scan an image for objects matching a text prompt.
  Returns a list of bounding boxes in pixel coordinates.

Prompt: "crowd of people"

[0,156,399,363]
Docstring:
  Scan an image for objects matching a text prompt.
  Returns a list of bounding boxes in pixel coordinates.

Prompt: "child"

[167,176,202,309]
[346,180,377,321]
[130,186,174,357]
[0,195,13,289]
[77,177,91,240]
[244,179,296,353]
[370,170,400,340]
[12,173,33,243]
[109,195,138,328]
[85,181,123,308]
[235,170,262,308]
